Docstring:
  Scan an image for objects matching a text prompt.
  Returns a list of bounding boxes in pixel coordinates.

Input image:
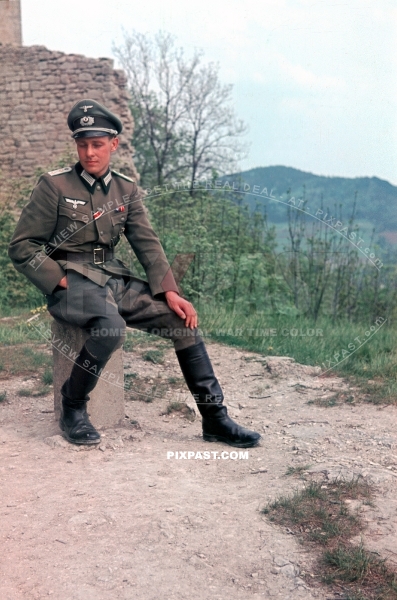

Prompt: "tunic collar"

[75,162,112,195]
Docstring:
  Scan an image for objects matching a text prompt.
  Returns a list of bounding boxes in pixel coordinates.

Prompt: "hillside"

[223,166,397,245]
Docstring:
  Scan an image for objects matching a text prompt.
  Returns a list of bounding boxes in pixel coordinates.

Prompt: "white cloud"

[275,55,344,90]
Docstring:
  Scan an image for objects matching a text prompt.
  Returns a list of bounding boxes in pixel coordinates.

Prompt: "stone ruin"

[0,1,135,426]
[0,0,137,182]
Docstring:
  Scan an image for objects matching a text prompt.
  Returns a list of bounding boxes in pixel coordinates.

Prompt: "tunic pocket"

[111,213,127,228]
[57,205,89,244]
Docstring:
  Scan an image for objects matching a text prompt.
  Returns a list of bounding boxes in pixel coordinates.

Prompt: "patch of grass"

[17,388,33,397]
[199,307,397,406]
[308,396,338,407]
[323,543,382,583]
[124,372,138,390]
[17,385,51,397]
[285,464,311,477]
[308,386,392,409]
[166,401,186,412]
[0,391,6,402]
[251,384,272,397]
[353,377,397,407]
[41,368,53,385]
[141,385,157,402]
[23,347,51,368]
[0,316,47,345]
[123,333,136,352]
[163,401,195,421]
[308,391,355,408]
[142,349,165,364]
[263,481,329,532]
[0,345,52,376]
[262,477,397,599]
[322,544,397,598]
[127,374,169,403]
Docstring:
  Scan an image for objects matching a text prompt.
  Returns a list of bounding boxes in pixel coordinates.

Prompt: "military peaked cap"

[67,99,123,138]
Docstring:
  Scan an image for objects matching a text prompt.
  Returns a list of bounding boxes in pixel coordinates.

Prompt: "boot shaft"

[62,344,109,405]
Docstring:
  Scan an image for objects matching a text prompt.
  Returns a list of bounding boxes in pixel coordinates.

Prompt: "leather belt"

[50,248,114,265]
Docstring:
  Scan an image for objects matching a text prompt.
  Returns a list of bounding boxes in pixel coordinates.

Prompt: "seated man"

[8,99,260,449]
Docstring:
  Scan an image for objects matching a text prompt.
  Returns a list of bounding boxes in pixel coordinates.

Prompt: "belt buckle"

[93,247,105,264]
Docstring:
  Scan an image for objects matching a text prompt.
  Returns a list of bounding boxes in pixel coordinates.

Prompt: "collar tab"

[75,162,112,194]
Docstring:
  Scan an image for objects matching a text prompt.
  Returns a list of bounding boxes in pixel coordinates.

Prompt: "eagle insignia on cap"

[68,98,123,138]
[80,116,95,127]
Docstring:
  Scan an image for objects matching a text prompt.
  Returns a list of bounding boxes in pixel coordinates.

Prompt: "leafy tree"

[113,31,247,189]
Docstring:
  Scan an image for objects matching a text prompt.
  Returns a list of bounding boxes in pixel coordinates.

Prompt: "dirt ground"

[1,342,397,600]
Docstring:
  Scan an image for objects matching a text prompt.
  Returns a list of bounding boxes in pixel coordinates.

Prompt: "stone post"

[52,320,125,429]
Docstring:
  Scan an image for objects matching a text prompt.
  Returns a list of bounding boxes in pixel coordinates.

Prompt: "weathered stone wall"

[0,44,137,180]
[0,1,22,46]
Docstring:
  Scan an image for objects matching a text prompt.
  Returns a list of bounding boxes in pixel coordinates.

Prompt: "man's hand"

[164,291,198,329]
[58,276,68,289]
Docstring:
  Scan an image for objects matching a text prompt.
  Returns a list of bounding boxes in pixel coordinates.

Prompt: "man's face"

[75,136,119,177]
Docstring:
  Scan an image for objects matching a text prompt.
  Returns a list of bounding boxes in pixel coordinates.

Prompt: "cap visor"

[72,129,117,139]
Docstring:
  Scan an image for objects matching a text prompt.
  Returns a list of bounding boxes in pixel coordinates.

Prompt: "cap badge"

[80,116,95,127]
[79,105,93,113]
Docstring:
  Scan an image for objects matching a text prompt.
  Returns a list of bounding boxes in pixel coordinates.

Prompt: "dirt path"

[1,342,396,600]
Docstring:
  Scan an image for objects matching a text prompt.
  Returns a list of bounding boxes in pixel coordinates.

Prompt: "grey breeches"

[46,271,201,360]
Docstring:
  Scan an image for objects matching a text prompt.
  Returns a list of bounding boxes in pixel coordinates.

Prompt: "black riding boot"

[60,345,108,445]
[176,341,261,448]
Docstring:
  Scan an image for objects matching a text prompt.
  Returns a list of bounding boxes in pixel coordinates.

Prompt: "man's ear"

[110,137,119,153]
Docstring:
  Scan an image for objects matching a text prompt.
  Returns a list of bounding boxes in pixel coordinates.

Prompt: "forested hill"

[224,166,397,240]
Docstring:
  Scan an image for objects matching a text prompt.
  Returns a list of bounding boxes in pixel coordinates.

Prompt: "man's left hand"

[164,291,198,329]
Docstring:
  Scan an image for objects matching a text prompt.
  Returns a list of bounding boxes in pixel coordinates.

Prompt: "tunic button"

[121,217,125,221]
[100,231,104,235]
[96,185,101,191]
[72,213,76,218]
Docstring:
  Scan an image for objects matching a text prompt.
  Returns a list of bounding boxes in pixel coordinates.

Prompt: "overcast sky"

[21,0,397,184]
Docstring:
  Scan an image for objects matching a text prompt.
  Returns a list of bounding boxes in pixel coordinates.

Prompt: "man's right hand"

[58,276,68,289]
